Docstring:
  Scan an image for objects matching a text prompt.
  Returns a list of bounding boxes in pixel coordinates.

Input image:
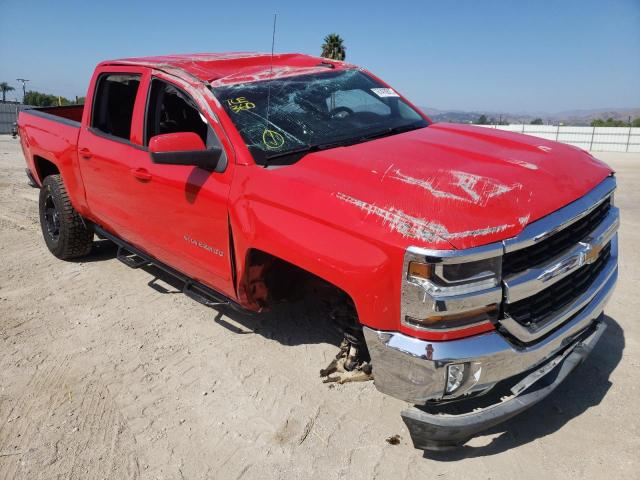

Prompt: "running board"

[25,168,38,188]
[116,245,150,269]
[183,281,229,307]
[95,225,240,311]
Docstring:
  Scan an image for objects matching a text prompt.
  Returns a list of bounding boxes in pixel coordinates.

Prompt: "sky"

[1,0,638,113]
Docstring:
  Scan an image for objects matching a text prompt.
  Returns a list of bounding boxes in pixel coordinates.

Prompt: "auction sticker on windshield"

[371,88,399,97]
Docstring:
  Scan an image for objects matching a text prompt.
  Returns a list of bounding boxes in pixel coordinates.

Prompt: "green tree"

[476,114,488,125]
[321,33,346,61]
[591,117,627,127]
[632,117,640,128]
[0,82,15,102]
[23,90,77,107]
[530,118,543,125]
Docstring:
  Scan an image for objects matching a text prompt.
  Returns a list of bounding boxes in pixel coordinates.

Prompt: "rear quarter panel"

[18,111,89,215]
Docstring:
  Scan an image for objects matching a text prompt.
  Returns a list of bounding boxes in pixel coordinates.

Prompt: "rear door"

[77,66,150,240]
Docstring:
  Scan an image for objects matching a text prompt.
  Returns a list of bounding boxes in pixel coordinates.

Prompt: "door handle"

[79,148,92,159]
[131,168,152,181]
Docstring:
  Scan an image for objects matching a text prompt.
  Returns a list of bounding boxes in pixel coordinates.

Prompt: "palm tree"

[0,82,15,102]
[321,34,346,61]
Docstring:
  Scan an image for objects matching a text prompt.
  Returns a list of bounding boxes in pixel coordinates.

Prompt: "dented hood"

[284,123,613,250]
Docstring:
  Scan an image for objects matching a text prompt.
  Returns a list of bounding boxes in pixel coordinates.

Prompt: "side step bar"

[25,168,38,188]
[183,280,229,307]
[95,225,245,312]
[116,245,150,269]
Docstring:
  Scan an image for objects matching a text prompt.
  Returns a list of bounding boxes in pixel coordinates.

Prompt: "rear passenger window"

[145,79,218,147]
[91,73,140,140]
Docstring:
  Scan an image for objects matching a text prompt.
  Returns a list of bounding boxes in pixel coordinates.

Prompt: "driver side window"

[145,79,223,151]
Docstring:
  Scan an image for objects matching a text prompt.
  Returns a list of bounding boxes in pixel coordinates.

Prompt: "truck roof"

[100,52,351,86]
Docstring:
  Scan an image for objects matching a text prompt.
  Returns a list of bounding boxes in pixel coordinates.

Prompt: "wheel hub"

[44,193,60,241]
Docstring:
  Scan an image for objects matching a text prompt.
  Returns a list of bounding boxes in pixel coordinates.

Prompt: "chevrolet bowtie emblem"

[584,243,604,264]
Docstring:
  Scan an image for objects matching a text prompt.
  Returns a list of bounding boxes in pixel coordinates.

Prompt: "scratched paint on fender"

[518,214,531,226]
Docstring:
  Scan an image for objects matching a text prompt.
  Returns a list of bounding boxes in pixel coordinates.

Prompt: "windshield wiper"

[359,122,425,141]
[264,138,362,162]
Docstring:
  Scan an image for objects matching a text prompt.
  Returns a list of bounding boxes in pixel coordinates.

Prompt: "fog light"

[446,364,466,394]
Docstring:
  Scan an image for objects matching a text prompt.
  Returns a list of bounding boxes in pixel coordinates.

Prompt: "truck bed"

[25,105,84,126]
[17,104,85,190]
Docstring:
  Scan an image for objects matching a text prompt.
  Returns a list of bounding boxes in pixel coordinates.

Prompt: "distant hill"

[548,107,640,125]
[421,107,640,126]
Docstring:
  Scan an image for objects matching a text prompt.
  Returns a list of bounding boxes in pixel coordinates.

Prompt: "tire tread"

[39,175,93,259]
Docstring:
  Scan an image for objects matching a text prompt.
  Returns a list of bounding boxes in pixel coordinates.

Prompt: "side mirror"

[149,132,222,171]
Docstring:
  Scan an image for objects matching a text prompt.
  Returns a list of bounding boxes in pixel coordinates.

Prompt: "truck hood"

[282,123,613,250]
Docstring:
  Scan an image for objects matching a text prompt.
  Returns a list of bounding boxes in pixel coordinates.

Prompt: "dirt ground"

[0,134,638,480]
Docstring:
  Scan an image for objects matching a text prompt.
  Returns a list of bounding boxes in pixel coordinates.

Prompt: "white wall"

[479,124,640,152]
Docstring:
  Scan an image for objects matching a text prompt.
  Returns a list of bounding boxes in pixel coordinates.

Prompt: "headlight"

[402,247,502,332]
[408,256,501,295]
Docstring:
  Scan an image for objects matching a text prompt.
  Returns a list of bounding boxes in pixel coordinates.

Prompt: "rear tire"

[39,175,94,259]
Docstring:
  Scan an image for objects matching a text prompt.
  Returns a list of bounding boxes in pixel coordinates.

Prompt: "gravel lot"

[1,134,638,479]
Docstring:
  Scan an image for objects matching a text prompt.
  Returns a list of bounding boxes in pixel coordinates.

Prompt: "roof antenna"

[265,13,277,130]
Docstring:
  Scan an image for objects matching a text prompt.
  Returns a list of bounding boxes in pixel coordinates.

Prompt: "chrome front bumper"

[364,238,618,404]
[401,320,607,450]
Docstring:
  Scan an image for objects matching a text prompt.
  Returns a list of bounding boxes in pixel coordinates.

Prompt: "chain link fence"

[0,103,35,134]
[480,124,640,152]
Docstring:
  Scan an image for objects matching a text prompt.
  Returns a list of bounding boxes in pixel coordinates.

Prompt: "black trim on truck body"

[87,127,149,151]
[21,107,82,129]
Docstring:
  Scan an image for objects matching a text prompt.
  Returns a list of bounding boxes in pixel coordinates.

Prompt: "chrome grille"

[499,177,618,343]
[505,243,611,327]
[503,197,611,276]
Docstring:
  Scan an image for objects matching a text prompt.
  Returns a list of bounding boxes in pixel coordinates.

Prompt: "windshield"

[212,69,428,165]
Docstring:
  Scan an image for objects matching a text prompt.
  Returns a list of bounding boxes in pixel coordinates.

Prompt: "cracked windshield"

[213,69,428,165]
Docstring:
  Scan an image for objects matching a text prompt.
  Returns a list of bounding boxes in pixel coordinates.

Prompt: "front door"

[132,77,235,296]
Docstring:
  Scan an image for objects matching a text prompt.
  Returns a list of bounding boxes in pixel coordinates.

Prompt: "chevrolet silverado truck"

[16,53,619,450]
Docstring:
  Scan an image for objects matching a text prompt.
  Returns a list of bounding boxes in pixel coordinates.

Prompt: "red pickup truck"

[17,53,619,450]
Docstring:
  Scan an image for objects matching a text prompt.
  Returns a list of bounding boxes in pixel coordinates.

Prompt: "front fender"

[229,189,403,332]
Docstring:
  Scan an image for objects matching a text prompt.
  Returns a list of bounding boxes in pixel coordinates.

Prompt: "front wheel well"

[238,249,370,364]
[33,155,60,183]
[239,248,358,315]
